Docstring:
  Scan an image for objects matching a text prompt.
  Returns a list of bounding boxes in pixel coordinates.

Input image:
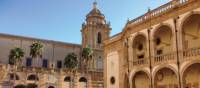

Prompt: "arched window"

[64,76,71,82]
[97,32,102,44]
[48,86,55,88]
[27,84,37,88]
[79,77,87,88]
[79,77,87,82]
[14,84,26,88]
[64,76,71,88]
[27,74,39,81]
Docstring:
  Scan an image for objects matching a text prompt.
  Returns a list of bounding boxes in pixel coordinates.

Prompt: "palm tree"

[64,52,78,72]
[8,47,25,88]
[30,41,43,67]
[82,46,93,72]
[9,47,25,66]
[29,41,43,87]
[64,52,78,88]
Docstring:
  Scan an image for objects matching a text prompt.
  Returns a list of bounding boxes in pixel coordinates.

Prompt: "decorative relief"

[157,71,164,81]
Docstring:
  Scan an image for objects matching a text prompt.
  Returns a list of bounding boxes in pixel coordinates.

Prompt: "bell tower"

[81,2,111,49]
[81,2,111,70]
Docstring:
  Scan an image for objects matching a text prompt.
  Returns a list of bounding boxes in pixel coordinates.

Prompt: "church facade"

[104,0,200,88]
[0,2,110,88]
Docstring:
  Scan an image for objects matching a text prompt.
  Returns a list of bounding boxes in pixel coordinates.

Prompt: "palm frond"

[82,46,93,62]
[64,52,78,71]
[30,42,44,58]
[8,47,25,65]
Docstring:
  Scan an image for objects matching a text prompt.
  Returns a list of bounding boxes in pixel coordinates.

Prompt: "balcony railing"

[132,58,149,66]
[183,47,200,60]
[132,47,200,66]
[2,65,103,74]
[87,68,103,72]
[154,52,176,64]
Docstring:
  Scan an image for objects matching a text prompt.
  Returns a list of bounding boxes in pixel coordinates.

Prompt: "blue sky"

[0,0,170,44]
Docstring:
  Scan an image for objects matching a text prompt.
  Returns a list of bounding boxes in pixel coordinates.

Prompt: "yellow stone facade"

[104,0,200,88]
[0,2,107,88]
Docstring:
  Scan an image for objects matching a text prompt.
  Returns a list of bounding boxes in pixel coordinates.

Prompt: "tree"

[82,46,93,72]
[29,42,43,87]
[64,52,78,88]
[9,47,25,66]
[30,41,43,67]
[8,47,25,87]
[64,52,78,72]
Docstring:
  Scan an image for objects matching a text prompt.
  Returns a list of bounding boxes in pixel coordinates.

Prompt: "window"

[155,38,161,45]
[42,59,48,68]
[137,55,144,59]
[27,75,39,81]
[27,84,37,88]
[14,84,26,88]
[64,76,71,82]
[97,56,103,69]
[26,58,32,67]
[48,86,55,88]
[51,64,54,68]
[57,60,62,69]
[94,18,97,22]
[137,44,143,51]
[79,77,87,82]
[79,77,87,88]
[157,50,163,55]
[10,73,19,80]
[97,32,102,44]
[110,76,115,85]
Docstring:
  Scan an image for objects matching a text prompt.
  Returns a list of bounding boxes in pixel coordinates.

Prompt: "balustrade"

[183,47,200,59]
[87,68,103,73]
[129,0,189,25]
[132,58,149,66]
[154,53,176,63]
[132,53,176,66]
